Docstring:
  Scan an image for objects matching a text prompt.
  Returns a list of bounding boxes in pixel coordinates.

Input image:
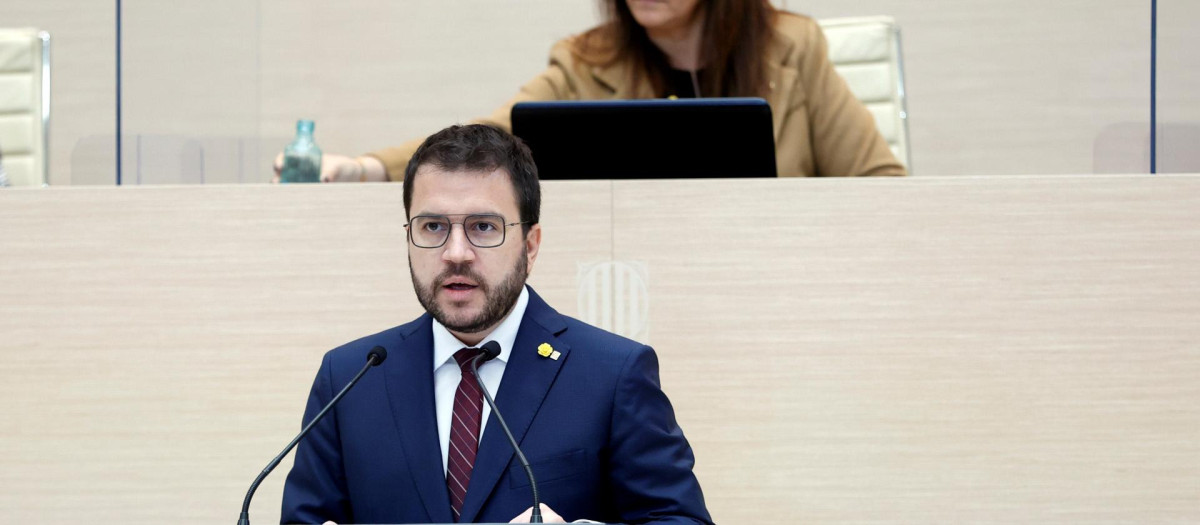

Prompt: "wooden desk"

[1,176,1198,523]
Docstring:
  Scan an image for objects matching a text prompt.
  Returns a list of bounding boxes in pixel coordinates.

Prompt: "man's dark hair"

[403,124,541,233]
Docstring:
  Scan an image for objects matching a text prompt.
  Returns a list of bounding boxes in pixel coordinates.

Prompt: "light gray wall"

[3,0,115,186]
[1156,0,1200,173]
[4,0,1198,184]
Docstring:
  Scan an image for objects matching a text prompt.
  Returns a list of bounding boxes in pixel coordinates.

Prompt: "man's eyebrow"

[411,211,504,217]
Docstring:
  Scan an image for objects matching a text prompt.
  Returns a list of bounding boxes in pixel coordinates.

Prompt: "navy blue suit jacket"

[281,288,712,524]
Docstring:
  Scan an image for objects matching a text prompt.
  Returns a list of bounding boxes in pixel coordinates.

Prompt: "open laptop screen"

[511,98,776,180]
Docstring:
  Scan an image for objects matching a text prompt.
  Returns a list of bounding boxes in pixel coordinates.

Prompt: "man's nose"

[441,224,476,263]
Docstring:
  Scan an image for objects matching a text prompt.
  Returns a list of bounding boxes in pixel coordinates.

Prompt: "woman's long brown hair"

[573,0,776,98]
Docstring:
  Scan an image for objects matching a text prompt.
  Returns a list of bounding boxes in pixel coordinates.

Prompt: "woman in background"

[286,0,905,180]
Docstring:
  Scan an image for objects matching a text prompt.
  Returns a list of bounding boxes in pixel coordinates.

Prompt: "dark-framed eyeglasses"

[404,214,528,248]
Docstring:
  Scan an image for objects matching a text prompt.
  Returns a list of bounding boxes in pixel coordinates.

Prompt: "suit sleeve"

[607,346,714,525]
[280,353,354,524]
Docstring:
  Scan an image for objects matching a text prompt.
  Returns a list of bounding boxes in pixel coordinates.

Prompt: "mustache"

[433,262,487,289]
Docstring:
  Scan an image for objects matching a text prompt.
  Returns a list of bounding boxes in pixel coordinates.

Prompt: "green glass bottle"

[280,119,322,183]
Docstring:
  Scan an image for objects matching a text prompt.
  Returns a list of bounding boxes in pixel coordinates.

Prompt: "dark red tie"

[447,347,484,521]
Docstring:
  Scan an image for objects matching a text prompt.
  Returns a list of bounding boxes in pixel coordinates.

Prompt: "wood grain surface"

[0,176,1197,523]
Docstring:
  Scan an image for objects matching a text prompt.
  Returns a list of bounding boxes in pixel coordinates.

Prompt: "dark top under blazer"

[281,287,712,524]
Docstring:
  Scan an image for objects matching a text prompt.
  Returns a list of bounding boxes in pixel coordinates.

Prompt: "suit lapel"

[458,290,570,522]
[382,315,455,524]
[590,60,654,99]
[765,29,797,141]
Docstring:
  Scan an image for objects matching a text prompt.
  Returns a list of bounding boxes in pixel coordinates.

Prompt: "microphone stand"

[237,347,386,525]
[471,348,542,523]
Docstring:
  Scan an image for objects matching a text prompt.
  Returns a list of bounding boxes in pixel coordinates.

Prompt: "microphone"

[237,345,388,525]
[470,341,543,523]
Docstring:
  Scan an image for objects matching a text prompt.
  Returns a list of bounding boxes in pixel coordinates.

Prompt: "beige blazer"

[372,12,906,179]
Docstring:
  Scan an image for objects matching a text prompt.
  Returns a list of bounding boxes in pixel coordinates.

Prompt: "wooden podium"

[1,176,1198,523]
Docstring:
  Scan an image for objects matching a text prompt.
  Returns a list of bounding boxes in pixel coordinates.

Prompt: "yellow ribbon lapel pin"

[537,343,560,360]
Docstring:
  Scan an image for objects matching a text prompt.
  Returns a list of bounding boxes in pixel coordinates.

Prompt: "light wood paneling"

[613,176,1200,522]
[0,181,611,523]
[1,177,1198,523]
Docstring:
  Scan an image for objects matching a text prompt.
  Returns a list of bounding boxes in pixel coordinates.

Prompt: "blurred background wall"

[2,0,1198,185]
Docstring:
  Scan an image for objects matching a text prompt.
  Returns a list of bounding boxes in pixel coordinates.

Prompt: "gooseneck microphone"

[471,341,543,523]
[237,345,388,525]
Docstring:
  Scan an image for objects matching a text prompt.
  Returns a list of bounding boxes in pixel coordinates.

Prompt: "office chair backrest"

[0,28,50,187]
[819,16,911,171]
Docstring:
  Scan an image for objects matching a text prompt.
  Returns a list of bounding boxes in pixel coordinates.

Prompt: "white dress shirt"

[431,286,529,476]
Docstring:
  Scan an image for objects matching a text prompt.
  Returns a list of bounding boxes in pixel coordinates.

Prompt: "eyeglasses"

[404,214,527,248]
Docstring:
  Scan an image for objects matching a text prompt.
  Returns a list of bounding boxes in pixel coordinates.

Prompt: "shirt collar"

[431,286,529,370]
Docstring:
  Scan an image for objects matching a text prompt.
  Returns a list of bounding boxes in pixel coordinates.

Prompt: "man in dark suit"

[281,124,711,524]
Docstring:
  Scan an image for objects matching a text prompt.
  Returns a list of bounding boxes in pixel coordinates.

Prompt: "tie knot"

[453,347,483,371]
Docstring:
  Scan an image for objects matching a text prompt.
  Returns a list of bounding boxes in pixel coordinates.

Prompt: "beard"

[410,249,529,334]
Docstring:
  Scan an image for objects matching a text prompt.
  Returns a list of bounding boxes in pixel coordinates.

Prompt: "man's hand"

[510,503,565,523]
[272,153,387,183]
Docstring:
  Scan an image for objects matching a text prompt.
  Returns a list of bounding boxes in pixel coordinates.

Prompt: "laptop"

[511,98,776,180]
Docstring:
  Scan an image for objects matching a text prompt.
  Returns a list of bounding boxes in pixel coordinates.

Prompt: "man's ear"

[524,224,542,272]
